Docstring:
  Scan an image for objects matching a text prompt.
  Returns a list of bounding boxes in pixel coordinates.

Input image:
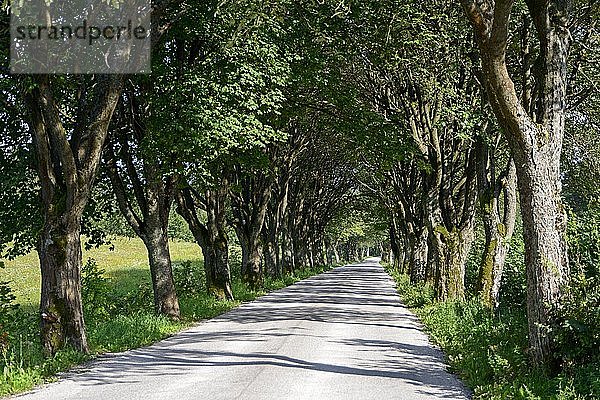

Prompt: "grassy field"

[1,237,202,309]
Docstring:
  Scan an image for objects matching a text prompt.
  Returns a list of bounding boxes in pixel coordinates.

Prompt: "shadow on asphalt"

[65,262,469,399]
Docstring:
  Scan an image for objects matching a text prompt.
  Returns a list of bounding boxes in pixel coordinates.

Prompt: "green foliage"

[552,273,600,367]
[387,268,600,399]
[567,210,600,278]
[387,268,434,308]
[0,307,89,397]
[0,110,39,259]
[168,212,195,243]
[0,280,17,326]
[546,209,600,369]
[173,261,204,297]
[0,277,16,354]
[81,258,113,324]
[88,312,187,353]
[499,239,527,309]
[149,0,291,183]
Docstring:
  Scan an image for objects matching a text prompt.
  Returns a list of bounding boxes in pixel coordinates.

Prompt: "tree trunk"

[431,224,475,301]
[142,229,180,317]
[281,230,295,273]
[26,74,122,355]
[105,145,181,319]
[38,213,88,355]
[201,234,233,301]
[242,240,263,289]
[409,229,428,284]
[333,242,340,264]
[381,241,391,264]
[389,221,401,271]
[175,186,233,301]
[477,157,517,310]
[263,240,278,277]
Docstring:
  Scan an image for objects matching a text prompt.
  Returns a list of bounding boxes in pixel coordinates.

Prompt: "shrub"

[81,258,113,324]
[0,265,18,354]
[552,273,600,367]
[173,260,204,297]
[112,283,154,314]
[567,210,600,279]
[387,268,434,308]
[498,232,527,310]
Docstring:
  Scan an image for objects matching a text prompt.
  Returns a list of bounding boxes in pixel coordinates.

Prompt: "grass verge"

[385,267,600,400]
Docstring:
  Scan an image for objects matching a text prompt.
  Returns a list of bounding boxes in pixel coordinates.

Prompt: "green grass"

[0,237,201,309]
[0,239,336,397]
[385,266,600,400]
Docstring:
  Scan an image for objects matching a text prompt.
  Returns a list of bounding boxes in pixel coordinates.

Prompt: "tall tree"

[104,85,180,318]
[24,74,122,355]
[460,0,573,367]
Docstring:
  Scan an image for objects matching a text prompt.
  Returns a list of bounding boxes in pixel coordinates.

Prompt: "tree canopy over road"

[1,0,599,398]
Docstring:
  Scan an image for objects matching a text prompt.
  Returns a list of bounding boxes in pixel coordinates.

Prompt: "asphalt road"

[15,258,471,400]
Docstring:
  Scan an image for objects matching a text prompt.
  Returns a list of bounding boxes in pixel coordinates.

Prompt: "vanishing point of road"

[15,258,471,400]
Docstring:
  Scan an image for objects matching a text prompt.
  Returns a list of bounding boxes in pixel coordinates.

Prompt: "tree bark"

[230,168,272,289]
[431,223,475,301]
[476,135,518,309]
[409,228,428,284]
[201,231,232,301]
[142,227,180,317]
[38,214,88,355]
[176,185,233,301]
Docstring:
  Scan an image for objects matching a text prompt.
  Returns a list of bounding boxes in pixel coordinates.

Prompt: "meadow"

[1,237,202,310]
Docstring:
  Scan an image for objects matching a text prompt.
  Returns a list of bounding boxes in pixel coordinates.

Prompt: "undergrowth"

[0,259,335,397]
[386,267,600,400]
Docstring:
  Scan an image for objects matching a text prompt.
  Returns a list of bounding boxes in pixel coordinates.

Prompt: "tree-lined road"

[16,259,470,400]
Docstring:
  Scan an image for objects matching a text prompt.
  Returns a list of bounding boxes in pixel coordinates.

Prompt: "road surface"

[15,258,471,400]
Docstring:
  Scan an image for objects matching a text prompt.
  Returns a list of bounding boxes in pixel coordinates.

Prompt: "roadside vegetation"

[385,215,600,399]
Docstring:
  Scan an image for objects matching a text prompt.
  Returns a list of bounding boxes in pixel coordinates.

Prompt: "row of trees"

[1,0,598,375]
[0,0,382,356]
[310,0,599,371]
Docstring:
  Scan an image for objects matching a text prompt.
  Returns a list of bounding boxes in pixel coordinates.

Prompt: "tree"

[23,74,122,355]
[104,84,181,318]
[460,0,572,368]
[475,124,518,310]
[7,0,183,355]
[153,0,290,296]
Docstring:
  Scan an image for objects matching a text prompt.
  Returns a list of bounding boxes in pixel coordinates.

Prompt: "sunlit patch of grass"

[1,237,202,308]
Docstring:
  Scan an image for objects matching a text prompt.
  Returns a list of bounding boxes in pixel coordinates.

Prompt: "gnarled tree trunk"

[176,185,233,301]
[105,103,180,318]
[26,74,122,355]
[430,224,475,301]
[38,212,88,355]
[409,228,429,284]
[462,0,571,368]
[476,136,517,310]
